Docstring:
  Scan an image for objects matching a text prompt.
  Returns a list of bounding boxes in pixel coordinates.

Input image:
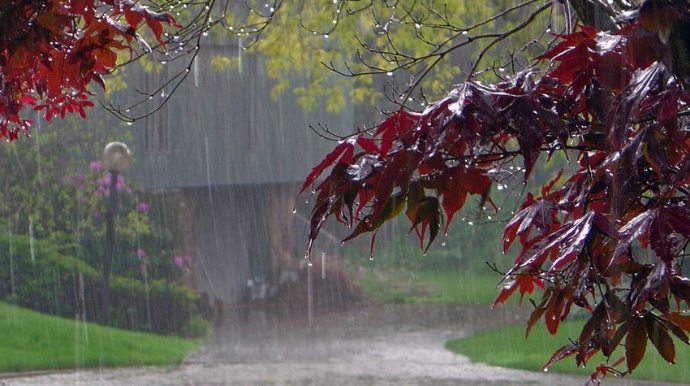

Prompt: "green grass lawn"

[410,270,511,304]
[0,302,200,372]
[354,268,513,305]
[446,320,690,384]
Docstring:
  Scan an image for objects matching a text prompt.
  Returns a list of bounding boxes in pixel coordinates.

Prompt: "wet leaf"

[607,62,668,149]
[374,110,420,155]
[626,317,647,373]
[300,140,354,194]
[665,312,690,334]
[346,154,381,181]
[544,343,579,370]
[406,196,441,251]
[616,205,690,263]
[646,315,676,364]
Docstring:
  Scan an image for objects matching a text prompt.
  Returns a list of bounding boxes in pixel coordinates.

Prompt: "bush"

[0,233,204,336]
[183,315,211,338]
[110,276,202,336]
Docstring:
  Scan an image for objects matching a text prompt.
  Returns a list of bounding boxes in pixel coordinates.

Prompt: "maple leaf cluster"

[303,1,690,382]
[0,0,179,140]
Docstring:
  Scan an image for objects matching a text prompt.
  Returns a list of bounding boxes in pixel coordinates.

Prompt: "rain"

[1,1,689,386]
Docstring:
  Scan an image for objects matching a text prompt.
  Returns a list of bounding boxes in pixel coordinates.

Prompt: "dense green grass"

[0,302,200,372]
[409,270,512,304]
[354,268,515,305]
[446,320,690,384]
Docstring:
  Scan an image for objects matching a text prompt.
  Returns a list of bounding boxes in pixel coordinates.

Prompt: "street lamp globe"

[102,141,131,172]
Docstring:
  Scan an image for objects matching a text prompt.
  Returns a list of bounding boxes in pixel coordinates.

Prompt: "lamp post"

[100,141,130,324]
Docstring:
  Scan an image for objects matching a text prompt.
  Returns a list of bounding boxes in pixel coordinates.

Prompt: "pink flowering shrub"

[59,159,181,281]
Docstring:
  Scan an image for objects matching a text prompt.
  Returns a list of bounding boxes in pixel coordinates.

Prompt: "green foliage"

[0,233,202,336]
[0,95,199,336]
[210,54,234,72]
[0,111,129,236]
[239,0,547,113]
[0,302,199,372]
[110,276,202,336]
[183,315,211,339]
[0,111,190,324]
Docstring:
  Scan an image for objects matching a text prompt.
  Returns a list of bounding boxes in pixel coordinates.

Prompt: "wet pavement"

[0,304,686,386]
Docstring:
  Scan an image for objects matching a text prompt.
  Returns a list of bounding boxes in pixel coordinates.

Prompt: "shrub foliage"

[0,233,201,336]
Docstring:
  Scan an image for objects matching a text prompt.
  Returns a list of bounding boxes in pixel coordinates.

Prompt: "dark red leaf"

[341,214,378,243]
[626,317,648,373]
[666,312,690,334]
[646,315,676,364]
[525,301,547,337]
[503,194,558,252]
[548,55,591,82]
[437,164,491,234]
[607,62,668,149]
[658,314,690,345]
[594,51,630,91]
[515,121,542,182]
[300,140,354,194]
[512,212,598,274]
[491,278,520,310]
[545,287,566,334]
[356,136,380,154]
[544,343,579,371]
[406,196,441,251]
[374,109,420,155]
[616,205,690,264]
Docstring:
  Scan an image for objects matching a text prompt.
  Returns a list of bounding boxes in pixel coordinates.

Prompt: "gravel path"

[0,304,684,386]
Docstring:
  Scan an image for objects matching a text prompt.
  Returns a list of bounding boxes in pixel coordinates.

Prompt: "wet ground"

[0,304,685,386]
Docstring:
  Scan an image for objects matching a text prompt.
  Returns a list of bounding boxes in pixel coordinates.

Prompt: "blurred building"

[126,44,368,306]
